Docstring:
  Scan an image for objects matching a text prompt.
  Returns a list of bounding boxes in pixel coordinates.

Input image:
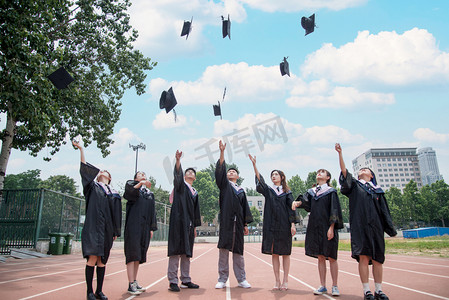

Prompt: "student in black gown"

[249,154,297,291]
[335,143,396,300]
[73,140,122,300]
[123,171,158,295]
[292,169,343,296]
[167,150,201,292]
[215,140,253,289]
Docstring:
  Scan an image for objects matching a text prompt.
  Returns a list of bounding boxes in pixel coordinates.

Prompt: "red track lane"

[0,243,448,300]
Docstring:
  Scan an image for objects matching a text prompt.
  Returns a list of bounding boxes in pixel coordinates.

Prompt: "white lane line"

[289,256,449,300]
[387,259,449,268]
[245,251,335,300]
[17,257,168,300]
[337,258,449,279]
[226,278,231,300]
[125,244,216,300]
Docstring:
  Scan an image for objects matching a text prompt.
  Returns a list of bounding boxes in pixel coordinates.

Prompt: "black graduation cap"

[47,67,74,89]
[213,101,222,119]
[301,13,316,36]
[222,14,231,39]
[280,57,290,77]
[160,87,178,121]
[181,17,193,39]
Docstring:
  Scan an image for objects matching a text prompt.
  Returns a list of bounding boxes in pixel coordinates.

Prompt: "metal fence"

[0,189,170,255]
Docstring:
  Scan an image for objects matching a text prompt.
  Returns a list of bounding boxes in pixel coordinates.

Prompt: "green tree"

[249,206,261,226]
[3,169,42,189]
[288,174,307,218]
[403,180,420,227]
[245,187,260,196]
[0,0,157,189]
[331,178,350,224]
[385,186,406,228]
[430,180,449,227]
[148,176,170,224]
[193,171,219,224]
[39,175,78,196]
[305,171,317,189]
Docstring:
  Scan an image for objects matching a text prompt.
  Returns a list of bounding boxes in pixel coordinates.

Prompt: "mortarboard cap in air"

[47,67,74,90]
[280,57,290,77]
[181,17,193,39]
[159,87,177,113]
[222,15,231,39]
[213,101,222,119]
[301,13,315,36]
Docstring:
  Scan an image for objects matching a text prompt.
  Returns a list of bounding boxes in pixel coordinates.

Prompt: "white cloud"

[128,0,247,58]
[413,128,449,143]
[239,0,367,12]
[152,111,188,129]
[302,125,364,145]
[149,62,295,105]
[302,28,449,87]
[286,83,395,108]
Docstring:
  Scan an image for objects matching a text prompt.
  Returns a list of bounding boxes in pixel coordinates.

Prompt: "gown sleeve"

[329,191,344,229]
[150,193,158,232]
[286,192,297,223]
[215,159,229,190]
[339,169,354,196]
[173,164,184,193]
[193,195,202,227]
[110,193,122,237]
[297,192,312,212]
[80,162,99,195]
[255,174,269,196]
[123,180,140,204]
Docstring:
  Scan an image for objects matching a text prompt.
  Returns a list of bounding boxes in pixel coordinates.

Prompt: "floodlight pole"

[129,143,146,174]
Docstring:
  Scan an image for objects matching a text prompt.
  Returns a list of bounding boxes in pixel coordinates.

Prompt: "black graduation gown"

[339,170,397,264]
[215,160,253,255]
[297,187,343,260]
[256,175,296,255]
[167,164,201,258]
[123,180,158,264]
[80,162,122,264]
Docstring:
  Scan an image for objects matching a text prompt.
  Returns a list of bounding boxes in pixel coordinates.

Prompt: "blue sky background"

[4,0,449,192]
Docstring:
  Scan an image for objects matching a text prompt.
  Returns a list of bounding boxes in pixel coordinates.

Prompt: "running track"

[1,243,448,300]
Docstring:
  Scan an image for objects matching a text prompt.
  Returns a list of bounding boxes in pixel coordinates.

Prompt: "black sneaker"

[128,282,142,295]
[94,291,108,300]
[169,283,180,292]
[87,292,96,300]
[180,282,199,289]
[134,280,146,292]
[374,291,389,300]
[364,291,375,300]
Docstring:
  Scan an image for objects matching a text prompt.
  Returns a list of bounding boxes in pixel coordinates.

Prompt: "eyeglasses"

[185,170,196,175]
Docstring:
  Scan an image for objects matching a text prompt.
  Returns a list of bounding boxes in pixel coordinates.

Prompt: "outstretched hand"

[248,154,256,165]
[219,140,226,152]
[175,150,182,161]
[335,143,342,154]
[72,139,82,150]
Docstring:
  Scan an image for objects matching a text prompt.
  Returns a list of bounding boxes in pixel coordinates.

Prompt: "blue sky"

[4,0,449,192]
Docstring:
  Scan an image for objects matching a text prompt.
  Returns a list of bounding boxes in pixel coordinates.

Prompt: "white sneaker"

[332,286,340,296]
[215,281,226,289]
[238,280,251,288]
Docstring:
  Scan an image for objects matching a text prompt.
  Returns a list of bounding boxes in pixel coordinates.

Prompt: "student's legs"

[218,248,230,283]
[281,255,290,289]
[232,252,246,283]
[358,255,371,293]
[272,254,281,289]
[180,255,192,283]
[329,257,338,287]
[126,261,140,283]
[372,260,383,292]
[167,256,180,284]
[134,261,140,281]
[317,255,327,287]
[85,256,97,294]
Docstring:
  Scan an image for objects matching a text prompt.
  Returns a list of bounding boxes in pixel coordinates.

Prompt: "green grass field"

[292,235,449,257]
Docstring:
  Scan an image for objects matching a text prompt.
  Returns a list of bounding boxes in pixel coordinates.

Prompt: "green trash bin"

[63,233,74,254]
[48,233,65,255]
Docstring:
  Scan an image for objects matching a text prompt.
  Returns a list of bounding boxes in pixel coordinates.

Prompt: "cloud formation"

[414,128,449,143]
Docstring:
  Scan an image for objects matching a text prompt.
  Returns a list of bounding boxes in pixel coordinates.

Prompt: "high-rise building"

[417,147,443,186]
[352,148,422,191]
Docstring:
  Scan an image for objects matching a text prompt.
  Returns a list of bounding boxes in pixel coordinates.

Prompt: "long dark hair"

[316,168,332,186]
[271,169,290,193]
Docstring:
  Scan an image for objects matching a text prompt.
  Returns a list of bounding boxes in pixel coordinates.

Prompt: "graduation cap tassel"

[222,87,227,102]
[173,109,177,122]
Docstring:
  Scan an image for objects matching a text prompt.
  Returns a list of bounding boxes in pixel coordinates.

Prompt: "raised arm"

[335,143,347,178]
[72,140,86,164]
[219,140,226,166]
[248,154,260,181]
[175,150,182,172]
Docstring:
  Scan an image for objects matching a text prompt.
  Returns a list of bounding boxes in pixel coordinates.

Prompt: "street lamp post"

[129,143,146,174]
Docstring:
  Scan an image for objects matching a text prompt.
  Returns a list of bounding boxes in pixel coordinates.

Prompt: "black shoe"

[169,283,180,292]
[87,292,96,300]
[94,291,108,300]
[374,291,389,300]
[180,282,199,289]
[364,291,375,300]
